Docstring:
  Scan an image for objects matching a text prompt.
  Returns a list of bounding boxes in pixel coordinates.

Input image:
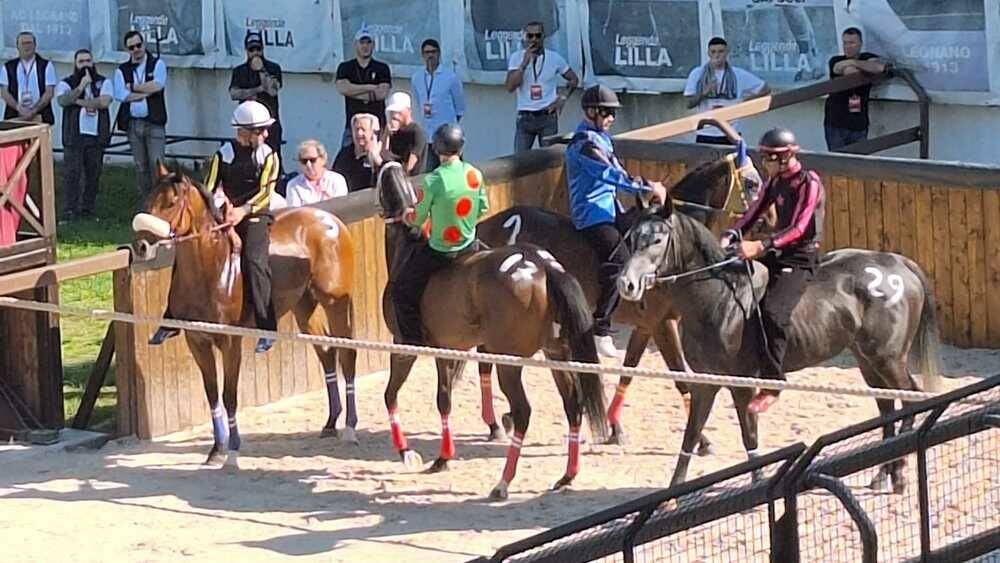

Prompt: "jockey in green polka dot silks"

[392,123,489,345]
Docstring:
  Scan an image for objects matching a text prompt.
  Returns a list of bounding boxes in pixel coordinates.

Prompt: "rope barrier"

[0,295,940,403]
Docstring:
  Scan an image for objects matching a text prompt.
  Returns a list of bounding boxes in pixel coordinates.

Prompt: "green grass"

[55,164,142,430]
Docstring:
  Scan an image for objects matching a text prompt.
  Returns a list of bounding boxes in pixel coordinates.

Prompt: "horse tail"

[539,251,609,442]
[903,259,944,393]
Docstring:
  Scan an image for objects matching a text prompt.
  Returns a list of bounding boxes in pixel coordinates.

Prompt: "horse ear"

[155,160,170,180]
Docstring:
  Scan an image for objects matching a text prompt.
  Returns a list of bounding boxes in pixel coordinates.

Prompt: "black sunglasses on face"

[300,156,321,164]
[597,107,616,118]
[526,32,543,38]
[127,42,143,51]
[422,49,439,56]
[762,153,791,163]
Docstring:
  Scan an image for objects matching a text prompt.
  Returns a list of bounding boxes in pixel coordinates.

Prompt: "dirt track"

[1,341,995,562]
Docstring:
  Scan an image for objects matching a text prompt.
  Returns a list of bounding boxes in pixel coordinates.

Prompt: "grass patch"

[56,164,141,429]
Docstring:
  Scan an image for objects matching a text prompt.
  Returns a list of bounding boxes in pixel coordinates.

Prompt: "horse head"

[618,200,683,302]
[376,161,416,222]
[131,161,219,261]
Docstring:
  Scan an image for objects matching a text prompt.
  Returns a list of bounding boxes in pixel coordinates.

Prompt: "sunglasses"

[247,47,263,53]
[422,49,439,56]
[761,152,792,163]
[299,156,322,164]
[126,42,144,51]
[597,107,616,118]
[525,32,543,38]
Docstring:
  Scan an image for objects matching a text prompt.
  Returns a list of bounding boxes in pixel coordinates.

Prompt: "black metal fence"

[474,375,1000,563]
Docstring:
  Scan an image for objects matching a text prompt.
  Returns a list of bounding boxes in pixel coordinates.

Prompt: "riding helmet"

[432,123,465,156]
[758,127,800,154]
[581,84,622,109]
[231,100,275,129]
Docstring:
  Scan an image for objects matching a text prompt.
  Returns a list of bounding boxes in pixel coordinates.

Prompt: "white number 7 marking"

[503,213,522,245]
[865,266,905,306]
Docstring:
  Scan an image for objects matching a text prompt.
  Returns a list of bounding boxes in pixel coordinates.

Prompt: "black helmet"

[581,84,621,109]
[758,127,799,155]
[432,123,465,156]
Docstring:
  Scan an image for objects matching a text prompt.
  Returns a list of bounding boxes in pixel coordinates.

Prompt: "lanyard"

[424,69,435,100]
[18,58,36,93]
[531,50,545,83]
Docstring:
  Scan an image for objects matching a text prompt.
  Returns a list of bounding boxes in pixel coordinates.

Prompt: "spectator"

[505,20,579,152]
[824,27,886,151]
[335,26,391,148]
[229,31,284,175]
[56,49,113,220]
[1,31,57,125]
[285,140,347,207]
[410,38,465,171]
[113,30,167,196]
[332,113,384,192]
[384,91,427,176]
[683,37,769,145]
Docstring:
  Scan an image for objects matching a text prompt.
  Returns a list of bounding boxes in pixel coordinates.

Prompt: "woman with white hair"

[285,139,348,207]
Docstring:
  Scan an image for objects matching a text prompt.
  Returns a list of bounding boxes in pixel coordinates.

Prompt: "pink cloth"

[0,143,28,248]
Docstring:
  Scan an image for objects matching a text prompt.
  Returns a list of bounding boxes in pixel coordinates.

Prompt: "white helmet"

[231,100,274,128]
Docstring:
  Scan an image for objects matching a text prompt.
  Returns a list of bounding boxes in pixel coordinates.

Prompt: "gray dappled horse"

[618,201,943,493]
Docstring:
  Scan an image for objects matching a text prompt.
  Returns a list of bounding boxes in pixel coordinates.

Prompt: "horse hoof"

[489,481,509,500]
[204,448,228,467]
[501,413,513,435]
[551,475,574,491]
[487,424,507,443]
[401,449,424,470]
[425,458,450,474]
[697,443,716,457]
[224,450,240,469]
[320,427,338,439]
[605,432,628,446]
[341,427,359,445]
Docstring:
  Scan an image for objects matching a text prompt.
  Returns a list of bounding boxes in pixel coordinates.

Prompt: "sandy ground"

[1,340,996,563]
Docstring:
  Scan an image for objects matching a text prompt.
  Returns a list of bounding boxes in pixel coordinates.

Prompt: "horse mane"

[144,164,222,224]
[669,210,754,305]
[669,158,730,206]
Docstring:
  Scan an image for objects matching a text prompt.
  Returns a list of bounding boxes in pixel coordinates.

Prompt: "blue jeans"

[824,125,868,152]
[514,111,558,152]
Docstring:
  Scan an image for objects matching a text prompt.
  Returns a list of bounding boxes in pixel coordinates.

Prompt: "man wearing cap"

[336,26,392,148]
[384,91,427,176]
[565,84,667,357]
[229,31,284,173]
[410,38,465,172]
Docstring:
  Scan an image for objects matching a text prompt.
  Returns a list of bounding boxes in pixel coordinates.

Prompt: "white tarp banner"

[0,0,91,61]
[339,0,442,78]
[221,0,336,73]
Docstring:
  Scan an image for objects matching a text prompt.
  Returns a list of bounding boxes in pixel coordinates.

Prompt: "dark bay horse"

[618,202,943,492]
[377,161,607,500]
[476,129,765,448]
[132,164,358,466]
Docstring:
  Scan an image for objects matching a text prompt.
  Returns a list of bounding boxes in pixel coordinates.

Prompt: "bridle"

[156,178,231,245]
[671,153,757,219]
[628,214,739,290]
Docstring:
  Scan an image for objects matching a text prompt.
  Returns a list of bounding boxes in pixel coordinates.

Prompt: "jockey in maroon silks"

[722,127,825,414]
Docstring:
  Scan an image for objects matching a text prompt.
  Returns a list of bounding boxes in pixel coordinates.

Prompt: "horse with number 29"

[617,199,943,492]
[132,163,358,467]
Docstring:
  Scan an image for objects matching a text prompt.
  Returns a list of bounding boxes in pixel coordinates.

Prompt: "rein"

[160,180,232,246]
[672,153,753,216]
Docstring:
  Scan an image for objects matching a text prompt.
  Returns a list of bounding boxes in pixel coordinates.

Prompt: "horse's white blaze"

[865,266,905,305]
[499,253,523,273]
[503,213,523,245]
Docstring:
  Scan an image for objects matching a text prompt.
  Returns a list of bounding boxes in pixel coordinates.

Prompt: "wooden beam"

[0,137,41,209]
[71,323,116,430]
[0,122,51,145]
[838,127,921,155]
[0,249,131,295]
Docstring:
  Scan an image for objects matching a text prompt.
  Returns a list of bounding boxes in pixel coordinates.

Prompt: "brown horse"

[131,164,358,466]
[377,161,607,500]
[476,129,765,449]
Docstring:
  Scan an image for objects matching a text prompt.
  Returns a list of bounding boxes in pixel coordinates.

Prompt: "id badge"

[529,84,543,101]
[423,102,433,118]
[848,94,862,113]
[18,90,33,108]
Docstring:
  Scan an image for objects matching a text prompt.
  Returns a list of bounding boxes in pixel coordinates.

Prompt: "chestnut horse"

[377,161,607,500]
[132,164,357,466]
[477,126,766,449]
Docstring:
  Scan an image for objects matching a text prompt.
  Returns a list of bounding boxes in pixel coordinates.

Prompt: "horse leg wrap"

[479,372,497,427]
[501,432,525,484]
[608,383,628,426]
[566,427,581,479]
[345,381,358,429]
[389,408,408,451]
[228,414,241,451]
[440,416,455,460]
[325,371,342,426]
[211,405,229,449]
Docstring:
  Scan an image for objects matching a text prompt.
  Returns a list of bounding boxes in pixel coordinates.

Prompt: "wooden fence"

[616,140,1000,349]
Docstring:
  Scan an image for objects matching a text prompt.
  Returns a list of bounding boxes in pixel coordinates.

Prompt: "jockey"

[391,123,488,345]
[722,127,825,413]
[565,84,667,357]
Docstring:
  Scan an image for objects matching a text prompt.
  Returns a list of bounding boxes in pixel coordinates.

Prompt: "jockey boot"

[594,334,619,359]
[149,326,180,346]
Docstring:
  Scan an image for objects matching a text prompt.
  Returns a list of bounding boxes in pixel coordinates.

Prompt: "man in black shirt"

[384,91,427,175]
[823,27,885,151]
[229,31,284,174]
[335,26,391,148]
[332,113,385,192]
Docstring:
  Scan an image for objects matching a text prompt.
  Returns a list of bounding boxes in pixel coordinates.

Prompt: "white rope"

[0,295,939,402]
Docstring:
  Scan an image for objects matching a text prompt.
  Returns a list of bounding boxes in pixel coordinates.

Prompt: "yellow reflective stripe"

[204,153,221,193]
[246,151,277,213]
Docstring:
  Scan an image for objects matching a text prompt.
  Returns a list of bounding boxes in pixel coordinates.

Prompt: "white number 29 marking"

[503,213,522,245]
[865,266,905,306]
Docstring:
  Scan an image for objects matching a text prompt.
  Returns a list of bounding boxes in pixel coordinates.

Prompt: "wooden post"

[71,323,116,430]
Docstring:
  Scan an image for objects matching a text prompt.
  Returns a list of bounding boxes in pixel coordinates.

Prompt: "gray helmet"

[758,127,799,155]
[581,84,621,109]
[432,123,465,156]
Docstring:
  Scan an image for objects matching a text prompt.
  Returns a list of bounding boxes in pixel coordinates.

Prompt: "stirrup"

[149,326,180,346]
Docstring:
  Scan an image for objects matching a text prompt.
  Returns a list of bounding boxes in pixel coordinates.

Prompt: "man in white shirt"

[410,39,465,171]
[505,21,579,152]
[56,49,113,220]
[113,30,168,196]
[683,37,769,145]
[0,32,58,125]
